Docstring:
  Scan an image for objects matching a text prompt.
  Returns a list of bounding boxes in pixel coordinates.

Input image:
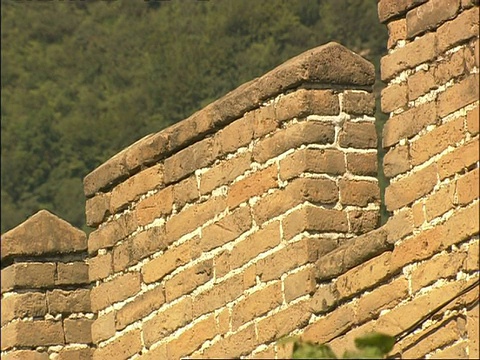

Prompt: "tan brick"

[308,283,339,314]
[387,18,407,49]
[199,151,252,195]
[346,152,377,176]
[475,37,480,67]
[227,165,278,209]
[63,318,93,344]
[378,0,428,23]
[356,277,409,322]
[461,0,478,8]
[165,195,227,244]
[342,91,375,116]
[1,350,49,360]
[86,192,111,227]
[302,304,355,344]
[47,289,91,314]
[424,182,456,221]
[437,138,479,180]
[437,74,479,118]
[232,282,282,330]
[381,82,408,113]
[1,320,64,351]
[411,117,465,166]
[165,259,213,302]
[339,179,380,206]
[348,210,379,234]
[251,103,280,138]
[406,0,459,38]
[110,164,164,213]
[338,121,377,149]
[1,292,46,326]
[92,311,115,344]
[93,329,142,360]
[200,323,257,359]
[408,68,436,101]
[137,344,167,360]
[253,121,335,163]
[430,341,468,359]
[57,348,94,360]
[142,236,198,284]
[466,107,479,135]
[412,201,425,227]
[143,297,193,347]
[216,307,230,335]
[115,285,165,330]
[383,101,437,148]
[464,239,479,272]
[88,212,137,253]
[135,186,173,227]
[434,48,466,85]
[283,266,316,303]
[90,272,141,312]
[411,251,467,293]
[384,207,414,244]
[88,251,112,281]
[437,7,479,53]
[213,116,254,156]
[467,302,479,359]
[307,207,349,234]
[166,314,217,360]
[383,144,410,178]
[172,175,199,209]
[1,263,55,292]
[249,344,276,359]
[328,321,377,357]
[381,32,437,81]
[56,261,89,285]
[385,163,437,211]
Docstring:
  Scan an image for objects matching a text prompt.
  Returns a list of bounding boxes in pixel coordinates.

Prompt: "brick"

[1,320,64,350]
[378,0,428,23]
[411,251,467,293]
[437,138,479,180]
[408,68,436,100]
[381,32,437,81]
[383,144,410,177]
[383,102,437,148]
[381,82,408,113]
[251,103,279,138]
[249,344,276,359]
[115,285,165,330]
[1,292,47,326]
[466,107,479,135]
[124,132,168,172]
[142,236,199,284]
[387,18,407,49]
[2,351,49,360]
[165,259,213,302]
[431,341,468,359]
[90,272,141,312]
[110,164,164,213]
[1,262,55,292]
[385,163,437,211]
[302,304,355,344]
[306,207,349,234]
[137,344,167,360]
[57,348,94,360]
[434,48,466,85]
[86,192,111,227]
[275,89,339,122]
[200,323,257,359]
[88,251,112,281]
[227,165,278,209]
[252,121,335,163]
[199,151,252,195]
[346,152,377,176]
[339,179,380,206]
[64,318,93,344]
[56,261,89,285]
[342,91,375,116]
[338,121,377,149]
[308,283,339,314]
[356,277,409,322]
[93,329,142,360]
[467,302,479,359]
[475,37,479,67]
[348,210,379,234]
[88,212,137,254]
[166,315,217,360]
[464,240,479,271]
[424,182,456,221]
[143,297,193,347]
[384,207,414,243]
[47,289,91,314]
[165,195,227,244]
[135,186,173,227]
[437,7,479,53]
[412,201,425,227]
[216,307,230,335]
[406,0,459,38]
[328,321,377,357]
[437,74,479,118]
[92,311,115,344]
[213,116,254,156]
[232,282,282,330]
[284,266,316,303]
[172,175,199,209]
[461,0,479,8]
[279,148,345,181]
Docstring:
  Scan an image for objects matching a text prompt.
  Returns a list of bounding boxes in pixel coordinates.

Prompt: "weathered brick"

[412,201,425,227]
[90,272,141,312]
[384,207,414,243]
[437,138,479,180]
[201,323,257,359]
[63,318,93,344]
[431,341,468,359]
[467,302,479,358]
[381,32,437,81]
[385,163,437,211]
[308,283,339,314]
[91,311,115,344]
[434,48,466,86]
[339,179,380,206]
[284,266,316,303]
[406,0,459,38]
[57,348,94,360]
[437,7,479,53]
[302,304,355,344]
[199,151,252,195]
[464,240,479,272]
[164,259,213,302]
[328,321,377,357]
[253,121,335,163]
[378,0,428,23]
[381,82,408,113]
[408,68,436,100]
[88,251,112,281]
[115,285,165,330]
[88,212,137,254]
[56,261,89,285]
[437,74,479,118]
[383,102,437,148]
[93,329,142,360]
[383,144,410,178]
[466,107,479,135]
[1,320,64,351]
[252,102,279,138]
[172,175,199,209]
[47,289,91,314]
[456,168,479,205]
[424,182,455,221]
[348,210,379,234]
[342,91,375,116]
[216,307,230,335]
[227,165,278,209]
[475,37,480,66]
[143,297,193,347]
[387,18,407,49]
[338,121,377,149]
[346,152,377,176]
[1,350,49,360]
[1,262,55,292]
[1,292,47,326]
[135,186,173,227]
[86,192,111,227]
[124,132,168,172]
[213,116,254,156]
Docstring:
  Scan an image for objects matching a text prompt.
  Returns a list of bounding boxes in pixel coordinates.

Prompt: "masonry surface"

[1,1,479,359]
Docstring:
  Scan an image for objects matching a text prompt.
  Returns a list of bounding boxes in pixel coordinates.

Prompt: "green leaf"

[354,332,395,355]
[293,342,338,359]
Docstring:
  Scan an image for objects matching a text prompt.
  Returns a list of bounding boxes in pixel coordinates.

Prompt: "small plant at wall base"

[279,332,395,359]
